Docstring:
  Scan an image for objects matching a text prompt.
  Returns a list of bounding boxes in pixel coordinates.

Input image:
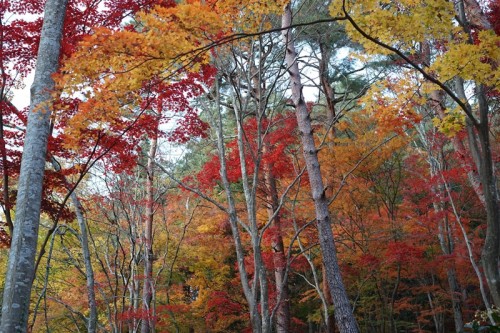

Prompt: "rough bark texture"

[282,4,359,333]
[319,41,337,333]
[141,132,158,333]
[0,0,68,331]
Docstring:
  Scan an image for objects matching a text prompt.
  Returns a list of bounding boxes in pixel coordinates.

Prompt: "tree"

[0,0,68,331]
[333,0,500,308]
[281,3,359,333]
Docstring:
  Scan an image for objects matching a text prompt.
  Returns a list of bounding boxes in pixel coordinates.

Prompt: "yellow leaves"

[139,3,225,37]
[207,0,286,32]
[430,31,500,88]
[432,107,466,137]
[331,0,455,54]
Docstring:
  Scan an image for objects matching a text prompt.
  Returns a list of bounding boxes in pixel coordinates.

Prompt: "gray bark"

[141,130,158,333]
[212,78,261,331]
[0,0,68,331]
[264,167,290,333]
[72,191,99,333]
[455,0,500,308]
[48,156,98,332]
[282,4,359,333]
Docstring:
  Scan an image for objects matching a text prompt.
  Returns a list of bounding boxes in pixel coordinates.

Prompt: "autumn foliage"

[1,0,499,332]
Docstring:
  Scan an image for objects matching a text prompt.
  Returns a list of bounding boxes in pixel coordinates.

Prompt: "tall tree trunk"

[423,91,465,332]
[282,4,358,333]
[72,191,99,333]
[212,78,262,332]
[476,91,500,308]
[48,156,98,332]
[0,0,68,331]
[454,0,500,308]
[141,128,159,333]
[319,39,337,333]
[264,167,291,333]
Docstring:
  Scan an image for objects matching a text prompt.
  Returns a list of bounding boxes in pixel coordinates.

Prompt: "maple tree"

[1,0,499,332]
[331,0,500,311]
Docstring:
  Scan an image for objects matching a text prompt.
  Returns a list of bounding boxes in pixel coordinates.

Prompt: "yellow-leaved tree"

[331,0,500,322]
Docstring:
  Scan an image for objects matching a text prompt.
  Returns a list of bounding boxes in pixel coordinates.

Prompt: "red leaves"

[169,109,209,143]
[117,307,156,323]
[204,290,245,329]
[488,0,500,35]
[0,223,11,248]
[196,112,298,189]
[358,253,380,271]
[385,241,424,265]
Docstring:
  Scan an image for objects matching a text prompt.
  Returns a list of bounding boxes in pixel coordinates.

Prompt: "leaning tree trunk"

[281,4,359,333]
[0,0,68,331]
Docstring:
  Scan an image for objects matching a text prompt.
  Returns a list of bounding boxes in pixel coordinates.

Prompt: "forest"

[0,0,499,332]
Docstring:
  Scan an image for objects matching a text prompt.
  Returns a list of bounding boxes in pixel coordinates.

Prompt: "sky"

[11,72,34,110]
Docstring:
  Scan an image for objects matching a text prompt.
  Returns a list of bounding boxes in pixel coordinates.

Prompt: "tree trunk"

[446,267,464,332]
[141,130,159,333]
[0,97,13,236]
[282,4,359,333]
[322,266,335,332]
[454,1,500,308]
[319,39,337,333]
[477,93,500,308]
[72,191,99,333]
[0,0,68,331]
[264,167,291,333]
[212,78,262,332]
[48,156,98,332]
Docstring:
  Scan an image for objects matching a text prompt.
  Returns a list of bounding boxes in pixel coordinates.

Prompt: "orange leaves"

[360,75,424,135]
[58,1,225,105]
